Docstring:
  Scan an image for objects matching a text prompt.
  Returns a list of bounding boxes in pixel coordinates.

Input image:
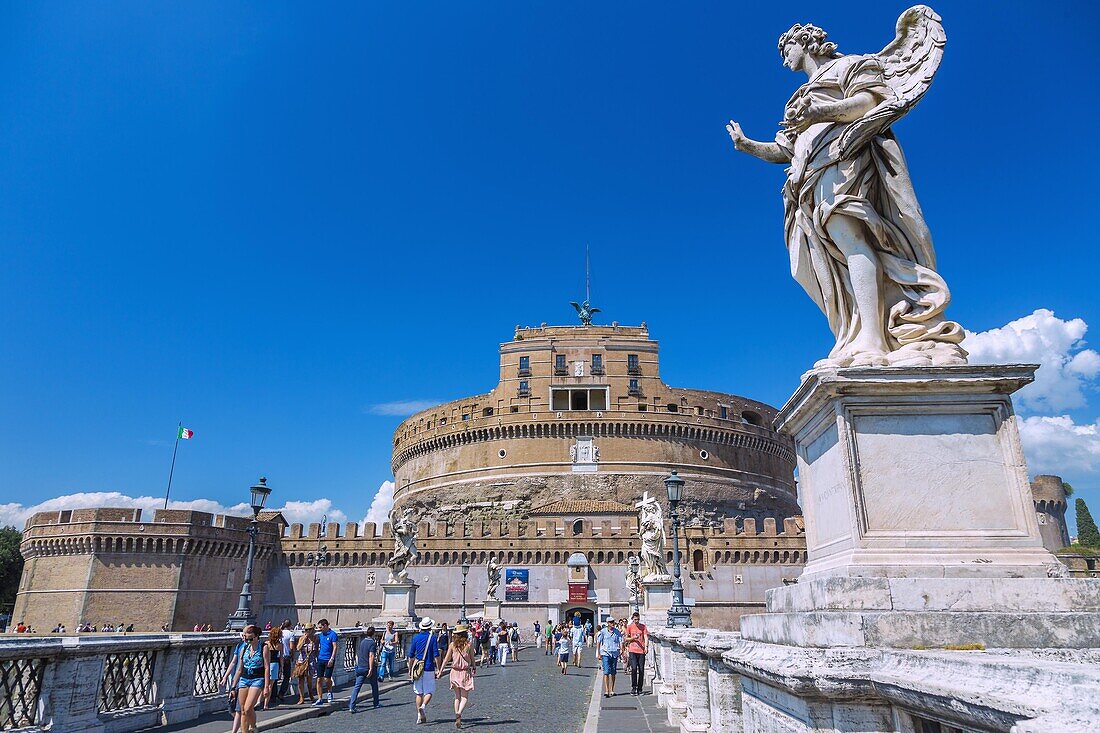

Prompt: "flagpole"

[164,421,181,510]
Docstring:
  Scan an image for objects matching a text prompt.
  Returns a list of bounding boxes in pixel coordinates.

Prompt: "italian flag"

[178,426,194,440]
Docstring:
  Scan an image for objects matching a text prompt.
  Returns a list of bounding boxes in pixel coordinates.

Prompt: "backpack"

[509,627,519,643]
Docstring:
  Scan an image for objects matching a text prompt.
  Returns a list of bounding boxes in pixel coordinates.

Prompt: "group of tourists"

[221,618,341,733]
[469,618,520,666]
[542,611,649,695]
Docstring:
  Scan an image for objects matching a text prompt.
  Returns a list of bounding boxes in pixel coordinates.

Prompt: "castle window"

[461,413,470,421]
[440,417,447,425]
[720,405,728,420]
[692,549,704,572]
[518,355,530,376]
[628,378,641,396]
[696,406,704,416]
[518,380,530,396]
[482,407,493,417]
[627,354,640,374]
[637,403,647,411]
[554,354,567,375]
[741,410,763,426]
[510,406,520,413]
[572,519,585,536]
[666,403,678,413]
[591,354,604,374]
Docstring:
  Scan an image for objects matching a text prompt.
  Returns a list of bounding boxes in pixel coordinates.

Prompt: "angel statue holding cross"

[726,6,967,371]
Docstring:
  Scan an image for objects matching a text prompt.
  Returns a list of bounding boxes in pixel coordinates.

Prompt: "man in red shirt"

[624,612,649,695]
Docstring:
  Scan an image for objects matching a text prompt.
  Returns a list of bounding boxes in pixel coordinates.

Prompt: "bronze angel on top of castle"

[570,300,600,326]
[726,5,967,370]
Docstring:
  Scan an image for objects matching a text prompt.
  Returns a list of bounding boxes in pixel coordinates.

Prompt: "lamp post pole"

[460,562,471,624]
[308,514,329,624]
[226,477,272,632]
[664,471,692,628]
[629,555,642,616]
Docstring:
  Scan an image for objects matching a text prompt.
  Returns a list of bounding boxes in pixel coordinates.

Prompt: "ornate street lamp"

[628,554,642,616]
[307,513,329,624]
[460,561,471,624]
[664,470,691,628]
[226,477,272,631]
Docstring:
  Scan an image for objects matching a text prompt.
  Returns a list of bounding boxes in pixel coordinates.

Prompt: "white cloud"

[0,491,347,531]
[964,309,1100,413]
[363,480,395,526]
[365,400,441,416]
[1017,415,1100,477]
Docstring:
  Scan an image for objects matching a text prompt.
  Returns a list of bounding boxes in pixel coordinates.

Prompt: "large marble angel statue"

[386,508,418,583]
[486,556,502,599]
[636,492,669,580]
[726,6,967,369]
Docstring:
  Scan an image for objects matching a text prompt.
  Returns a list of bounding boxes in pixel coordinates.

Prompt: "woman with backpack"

[230,625,266,733]
[509,623,519,662]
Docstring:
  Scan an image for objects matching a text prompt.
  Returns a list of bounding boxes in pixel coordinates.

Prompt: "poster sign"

[505,568,529,602]
[568,582,588,603]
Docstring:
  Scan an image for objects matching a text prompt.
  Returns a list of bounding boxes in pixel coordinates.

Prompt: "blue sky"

[1,2,1098,533]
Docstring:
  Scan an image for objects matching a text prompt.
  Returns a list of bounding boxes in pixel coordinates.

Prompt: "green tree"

[1076,498,1100,548]
[0,526,24,612]
[1062,481,1075,497]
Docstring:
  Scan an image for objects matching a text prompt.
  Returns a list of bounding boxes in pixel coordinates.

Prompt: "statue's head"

[778,23,840,71]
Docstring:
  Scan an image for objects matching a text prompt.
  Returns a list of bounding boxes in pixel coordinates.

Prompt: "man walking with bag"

[348,626,379,712]
[408,617,440,724]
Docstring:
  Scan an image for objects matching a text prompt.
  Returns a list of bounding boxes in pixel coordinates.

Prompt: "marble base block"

[775,365,1057,581]
[371,582,419,629]
[483,598,502,624]
[642,578,673,627]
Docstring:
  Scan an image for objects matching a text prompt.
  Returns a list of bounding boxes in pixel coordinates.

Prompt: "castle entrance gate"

[563,606,595,631]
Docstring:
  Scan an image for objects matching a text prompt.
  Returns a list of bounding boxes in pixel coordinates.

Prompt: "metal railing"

[98,650,156,713]
[0,628,373,733]
[192,643,234,697]
[0,657,45,730]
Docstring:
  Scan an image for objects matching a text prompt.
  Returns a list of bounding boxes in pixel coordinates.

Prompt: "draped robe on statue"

[777,54,965,366]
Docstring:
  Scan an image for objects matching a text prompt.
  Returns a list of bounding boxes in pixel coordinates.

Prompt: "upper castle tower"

[390,321,798,523]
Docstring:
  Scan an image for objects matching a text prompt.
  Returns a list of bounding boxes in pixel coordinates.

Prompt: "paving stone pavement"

[268,652,599,733]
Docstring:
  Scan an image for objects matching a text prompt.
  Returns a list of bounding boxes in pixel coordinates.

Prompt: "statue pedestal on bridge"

[641,576,673,627]
[372,581,419,629]
[482,597,502,624]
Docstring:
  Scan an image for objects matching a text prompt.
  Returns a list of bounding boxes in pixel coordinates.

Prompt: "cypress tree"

[1076,498,1100,548]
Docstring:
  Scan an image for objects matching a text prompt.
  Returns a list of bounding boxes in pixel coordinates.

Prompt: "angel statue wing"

[570,301,581,313]
[837,4,946,159]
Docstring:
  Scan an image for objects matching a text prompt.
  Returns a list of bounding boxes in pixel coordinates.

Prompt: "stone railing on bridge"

[0,628,375,733]
[648,626,1100,733]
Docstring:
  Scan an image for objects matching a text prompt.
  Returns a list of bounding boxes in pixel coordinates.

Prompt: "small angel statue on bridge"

[386,508,418,583]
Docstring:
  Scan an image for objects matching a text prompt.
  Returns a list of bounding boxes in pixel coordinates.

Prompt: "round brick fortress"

[391,323,798,524]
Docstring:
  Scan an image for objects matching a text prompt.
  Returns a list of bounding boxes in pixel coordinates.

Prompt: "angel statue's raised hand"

[725,5,968,370]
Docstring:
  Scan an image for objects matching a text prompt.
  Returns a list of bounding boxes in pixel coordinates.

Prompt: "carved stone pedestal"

[483,598,502,624]
[371,581,419,629]
[642,577,673,627]
[780,365,1057,581]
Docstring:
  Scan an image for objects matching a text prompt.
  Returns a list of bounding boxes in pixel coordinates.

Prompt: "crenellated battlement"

[19,507,283,560]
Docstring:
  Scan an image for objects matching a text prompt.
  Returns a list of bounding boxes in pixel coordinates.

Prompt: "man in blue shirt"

[312,619,339,706]
[597,619,624,697]
[408,617,440,724]
[348,626,379,713]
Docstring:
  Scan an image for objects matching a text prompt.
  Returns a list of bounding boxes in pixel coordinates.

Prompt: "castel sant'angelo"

[12,312,1075,632]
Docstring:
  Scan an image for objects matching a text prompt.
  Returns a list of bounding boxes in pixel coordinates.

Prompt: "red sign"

[568,582,588,603]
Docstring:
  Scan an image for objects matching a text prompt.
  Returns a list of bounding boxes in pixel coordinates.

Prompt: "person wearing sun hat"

[408,617,440,724]
[437,623,475,728]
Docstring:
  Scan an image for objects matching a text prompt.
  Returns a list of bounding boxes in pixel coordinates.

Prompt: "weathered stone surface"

[742,609,1100,649]
[766,576,1100,614]
[777,364,1058,582]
